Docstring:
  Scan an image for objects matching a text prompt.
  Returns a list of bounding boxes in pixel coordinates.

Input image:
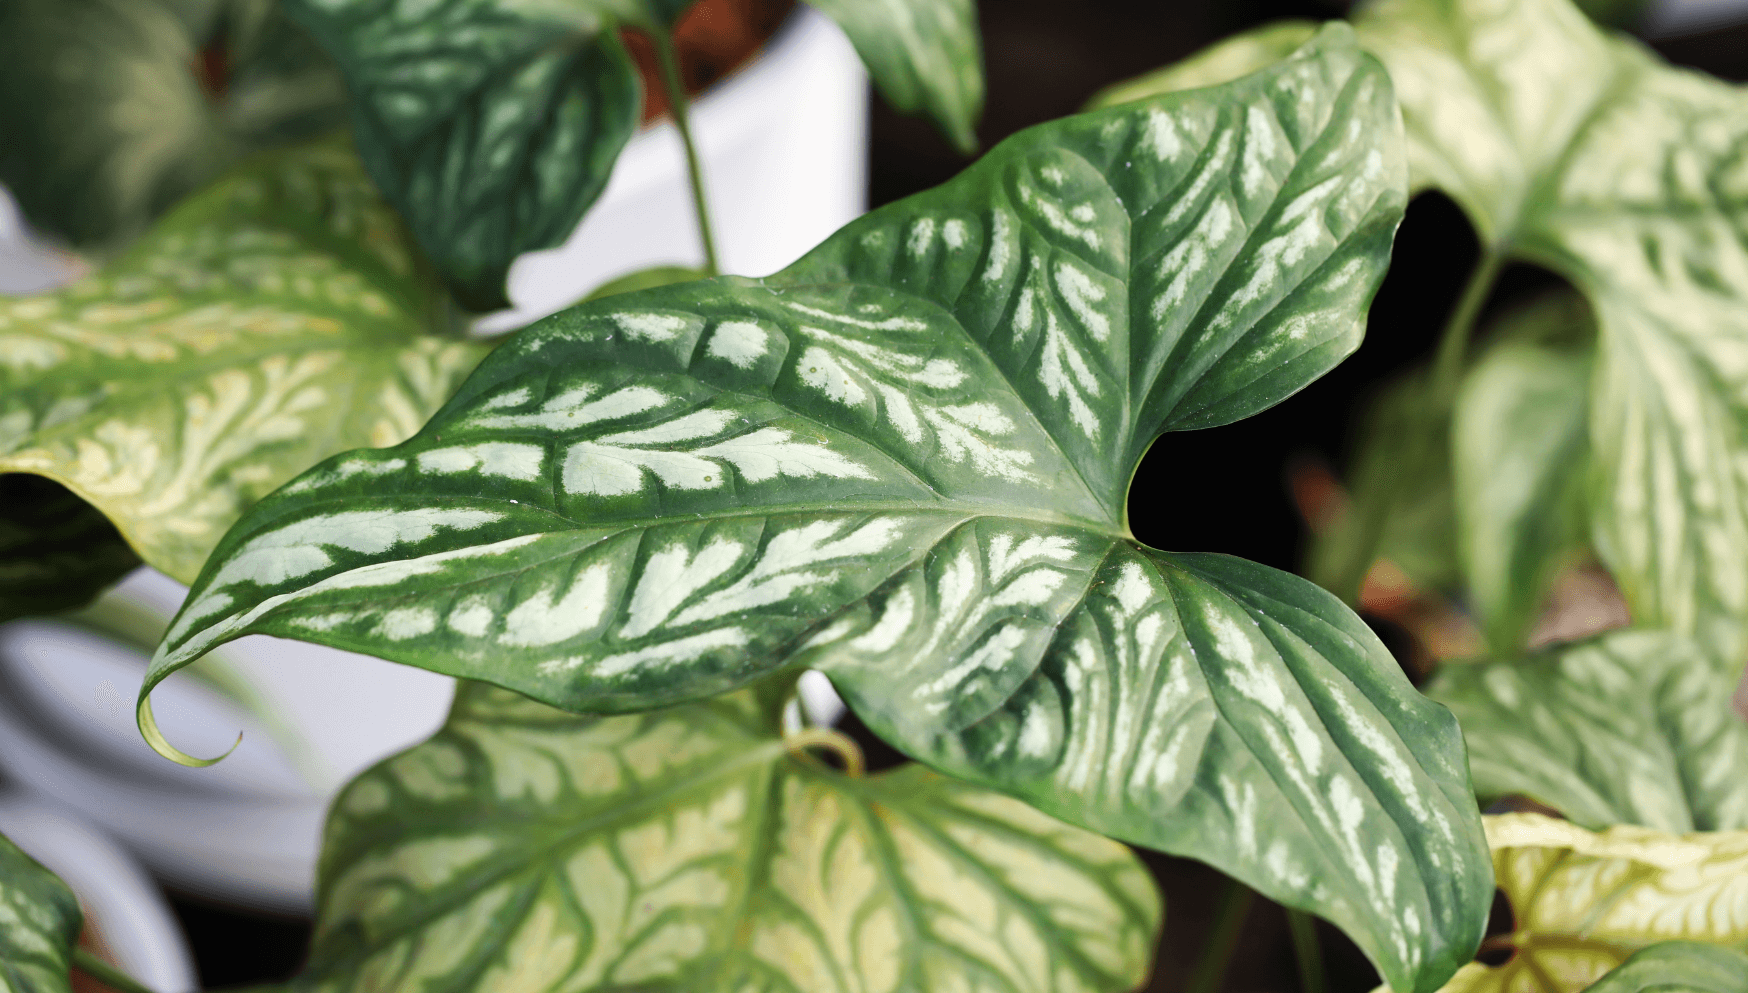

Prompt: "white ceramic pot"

[0,6,866,913]
[0,795,198,993]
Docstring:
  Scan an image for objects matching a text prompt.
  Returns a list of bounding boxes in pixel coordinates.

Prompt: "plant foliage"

[0,834,79,993]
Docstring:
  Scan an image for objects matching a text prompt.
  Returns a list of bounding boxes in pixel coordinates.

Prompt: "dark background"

[166,3,1748,992]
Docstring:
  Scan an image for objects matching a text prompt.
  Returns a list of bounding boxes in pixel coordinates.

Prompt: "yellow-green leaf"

[1430,813,1748,993]
[0,139,490,584]
[1354,0,1748,662]
[302,682,1161,993]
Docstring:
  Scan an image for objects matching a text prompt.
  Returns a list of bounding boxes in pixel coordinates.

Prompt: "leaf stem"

[1285,908,1325,993]
[784,726,866,777]
[1326,245,1505,605]
[1185,877,1254,993]
[74,948,156,993]
[650,28,720,276]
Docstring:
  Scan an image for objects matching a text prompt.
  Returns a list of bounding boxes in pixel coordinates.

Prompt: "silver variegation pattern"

[0,832,79,993]
[301,682,1159,993]
[151,27,1493,993]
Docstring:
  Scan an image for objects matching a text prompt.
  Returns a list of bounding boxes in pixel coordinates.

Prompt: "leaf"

[303,681,1160,993]
[1424,630,1748,832]
[0,139,490,585]
[804,0,985,155]
[281,0,652,311]
[0,831,80,993]
[0,0,347,252]
[1581,944,1748,993]
[148,28,1494,992]
[1354,0,1748,662]
[1086,20,1319,110]
[582,265,707,302]
[1428,814,1748,993]
[0,475,140,624]
[1452,298,1593,654]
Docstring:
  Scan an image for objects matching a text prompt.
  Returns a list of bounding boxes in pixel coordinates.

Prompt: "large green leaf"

[280,0,663,312]
[0,139,490,585]
[0,832,80,993]
[1429,814,1748,993]
[303,681,1160,993]
[1354,0,1748,663]
[1582,944,1748,993]
[1451,298,1593,654]
[1425,630,1748,832]
[804,0,984,155]
[148,28,1495,992]
[0,0,347,252]
[0,475,140,624]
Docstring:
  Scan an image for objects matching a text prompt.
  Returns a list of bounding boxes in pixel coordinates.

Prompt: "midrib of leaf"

[316,730,787,962]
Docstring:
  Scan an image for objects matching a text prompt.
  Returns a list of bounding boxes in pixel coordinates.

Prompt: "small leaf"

[1355,0,1748,662]
[1429,814,1748,993]
[805,0,985,154]
[0,0,347,251]
[303,682,1160,993]
[1452,299,1593,654]
[1581,944,1748,993]
[582,265,707,302]
[0,475,140,624]
[1425,630,1748,832]
[0,139,490,585]
[282,0,651,311]
[150,29,1492,992]
[0,831,81,993]
[1087,20,1319,110]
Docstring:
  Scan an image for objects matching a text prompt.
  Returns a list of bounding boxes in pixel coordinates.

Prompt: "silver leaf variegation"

[149,27,1493,992]
[0,832,80,993]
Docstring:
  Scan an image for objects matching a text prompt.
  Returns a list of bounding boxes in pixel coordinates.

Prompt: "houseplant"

[6,2,1748,993]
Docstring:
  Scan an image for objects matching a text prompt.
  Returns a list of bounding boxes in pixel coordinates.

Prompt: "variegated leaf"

[0,831,80,993]
[1426,630,1748,832]
[804,0,985,154]
[0,139,490,585]
[280,0,657,311]
[1354,0,1748,663]
[1452,298,1593,654]
[302,681,1160,993]
[1428,814,1748,993]
[0,0,347,252]
[1086,20,1318,110]
[1581,944,1748,993]
[149,28,1494,992]
[0,475,139,623]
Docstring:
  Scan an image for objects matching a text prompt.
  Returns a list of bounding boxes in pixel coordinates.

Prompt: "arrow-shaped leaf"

[1427,630,1748,833]
[0,832,80,993]
[1353,0,1748,663]
[0,139,490,586]
[1429,814,1748,993]
[148,27,1494,992]
[302,681,1160,993]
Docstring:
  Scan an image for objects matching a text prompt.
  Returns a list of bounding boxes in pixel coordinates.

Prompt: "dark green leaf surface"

[282,0,652,311]
[150,29,1493,991]
[303,682,1160,993]
[805,0,985,154]
[1584,945,1748,993]
[1426,630,1748,833]
[0,475,139,624]
[1355,0,1748,663]
[0,0,346,252]
[1452,302,1593,654]
[0,140,490,584]
[0,832,80,993]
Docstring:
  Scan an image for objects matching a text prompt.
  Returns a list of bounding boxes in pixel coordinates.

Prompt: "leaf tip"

[137,691,241,768]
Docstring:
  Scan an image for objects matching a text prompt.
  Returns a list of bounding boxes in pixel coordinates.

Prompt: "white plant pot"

[0,5,866,914]
[0,795,198,993]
